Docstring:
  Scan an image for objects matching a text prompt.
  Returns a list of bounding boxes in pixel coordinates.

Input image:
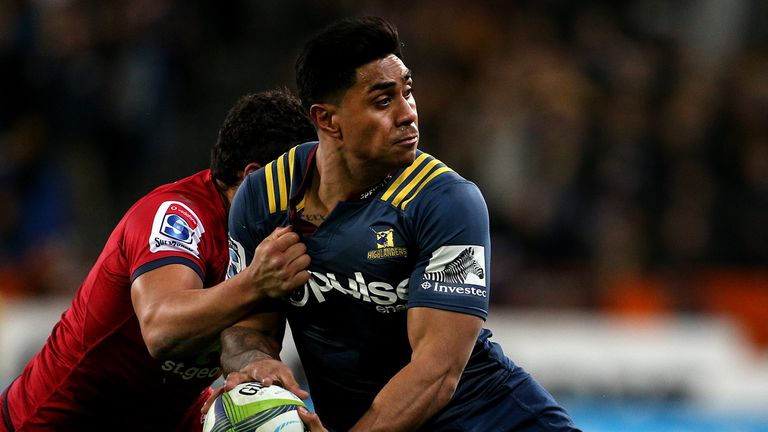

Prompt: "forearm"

[350,358,458,432]
[220,323,282,374]
[349,308,481,431]
[136,225,309,359]
[215,312,309,399]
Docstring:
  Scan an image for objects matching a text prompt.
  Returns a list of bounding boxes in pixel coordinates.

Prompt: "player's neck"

[215,179,237,213]
[314,141,390,206]
[300,170,329,225]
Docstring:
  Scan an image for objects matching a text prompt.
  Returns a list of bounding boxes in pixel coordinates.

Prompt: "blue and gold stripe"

[264,146,299,214]
[381,153,454,210]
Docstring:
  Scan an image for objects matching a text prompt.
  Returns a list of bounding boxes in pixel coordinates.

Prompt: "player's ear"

[243,162,261,177]
[235,162,261,184]
[310,103,341,139]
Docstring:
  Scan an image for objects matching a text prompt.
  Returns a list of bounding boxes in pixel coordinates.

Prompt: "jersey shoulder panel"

[124,170,222,281]
[378,151,462,211]
[254,141,317,215]
[229,143,316,268]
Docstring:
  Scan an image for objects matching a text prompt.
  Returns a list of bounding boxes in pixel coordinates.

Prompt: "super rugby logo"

[163,214,193,243]
[149,201,205,258]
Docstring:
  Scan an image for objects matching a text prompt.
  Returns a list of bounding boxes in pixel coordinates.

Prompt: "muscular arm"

[131,226,310,359]
[220,312,285,374]
[218,312,309,400]
[131,264,260,359]
[350,307,482,431]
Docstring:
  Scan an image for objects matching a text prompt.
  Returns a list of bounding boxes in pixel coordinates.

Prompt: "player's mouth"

[394,133,418,147]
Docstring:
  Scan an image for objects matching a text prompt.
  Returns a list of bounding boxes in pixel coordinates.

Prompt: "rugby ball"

[203,382,307,432]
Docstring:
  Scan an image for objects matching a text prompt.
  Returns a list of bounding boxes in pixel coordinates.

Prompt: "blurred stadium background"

[2,0,768,430]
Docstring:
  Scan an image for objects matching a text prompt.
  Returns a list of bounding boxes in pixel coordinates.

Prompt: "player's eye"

[375,96,392,107]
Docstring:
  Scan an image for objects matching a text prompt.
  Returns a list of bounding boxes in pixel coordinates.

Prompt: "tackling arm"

[132,264,260,359]
[131,226,310,359]
[350,307,482,431]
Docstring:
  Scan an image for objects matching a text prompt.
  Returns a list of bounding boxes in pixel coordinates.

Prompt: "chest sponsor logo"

[159,346,221,381]
[367,227,408,260]
[160,360,221,381]
[288,271,409,314]
[149,201,205,258]
[421,245,488,298]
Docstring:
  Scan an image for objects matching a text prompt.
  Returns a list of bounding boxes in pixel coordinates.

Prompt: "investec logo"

[420,245,488,299]
[420,280,488,298]
[288,271,409,314]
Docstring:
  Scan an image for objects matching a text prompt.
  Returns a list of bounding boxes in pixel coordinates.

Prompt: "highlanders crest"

[367,227,408,260]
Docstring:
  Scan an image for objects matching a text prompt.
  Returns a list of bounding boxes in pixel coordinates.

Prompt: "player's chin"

[392,142,417,164]
[391,153,415,169]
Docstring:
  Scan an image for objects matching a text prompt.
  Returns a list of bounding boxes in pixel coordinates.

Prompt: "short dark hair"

[296,16,403,112]
[211,88,316,187]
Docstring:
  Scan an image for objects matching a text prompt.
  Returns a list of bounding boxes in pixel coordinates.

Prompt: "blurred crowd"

[1,1,767,345]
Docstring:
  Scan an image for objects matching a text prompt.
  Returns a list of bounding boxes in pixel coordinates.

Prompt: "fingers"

[258,228,309,270]
[201,385,226,414]
[224,371,252,390]
[267,228,302,252]
[249,227,311,297]
[284,247,311,287]
[269,225,293,239]
[283,242,309,270]
[298,407,328,432]
[279,248,311,282]
[259,227,301,258]
[274,371,309,400]
[238,359,309,399]
[286,268,311,290]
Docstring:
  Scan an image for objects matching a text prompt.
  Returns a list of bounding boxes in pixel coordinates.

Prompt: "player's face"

[336,54,418,170]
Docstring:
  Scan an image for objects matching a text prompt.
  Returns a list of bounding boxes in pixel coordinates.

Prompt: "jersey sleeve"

[227,173,288,314]
[226,173,269,279]
[127,198,210,283]
[406,180,491,320]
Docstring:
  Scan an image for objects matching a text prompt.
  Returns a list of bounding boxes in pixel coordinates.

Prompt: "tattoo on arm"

[220,326,281,374]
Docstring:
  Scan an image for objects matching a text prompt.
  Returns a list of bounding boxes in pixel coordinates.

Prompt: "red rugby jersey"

[5,170,227,431]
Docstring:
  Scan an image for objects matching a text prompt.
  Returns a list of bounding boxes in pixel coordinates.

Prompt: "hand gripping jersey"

[228,143,578,431]
[2,170,226,432]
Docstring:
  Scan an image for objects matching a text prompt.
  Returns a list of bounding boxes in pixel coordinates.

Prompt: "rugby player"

[222,17,580,432]
[0,89,315,431]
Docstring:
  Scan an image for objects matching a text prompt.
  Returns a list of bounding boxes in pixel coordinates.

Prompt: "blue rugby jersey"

[228,142,526,431]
